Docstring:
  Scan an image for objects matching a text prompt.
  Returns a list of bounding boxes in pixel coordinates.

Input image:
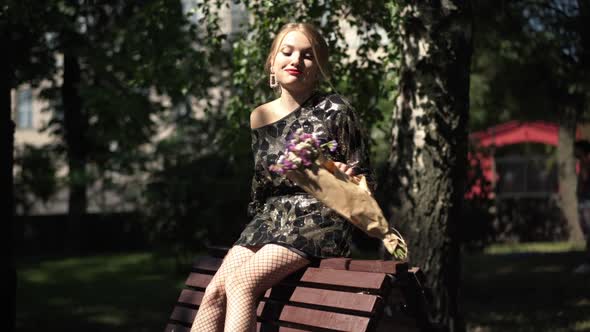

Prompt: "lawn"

[15,252,186,332]
[463,242,590,332]
[15,242,590,331]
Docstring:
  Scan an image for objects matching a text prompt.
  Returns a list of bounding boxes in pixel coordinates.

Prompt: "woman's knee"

[225,270,255,300]
[202,281,226,304]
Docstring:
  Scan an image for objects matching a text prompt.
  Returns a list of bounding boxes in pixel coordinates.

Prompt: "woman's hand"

[333,161,356,176]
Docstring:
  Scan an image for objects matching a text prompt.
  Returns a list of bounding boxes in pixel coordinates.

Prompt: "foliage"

[6,0,226,214]
[470,0,590,131]
[1,0,57,87]
[13,145,59,214]
[36,0,222,174]
[141,113,252,257]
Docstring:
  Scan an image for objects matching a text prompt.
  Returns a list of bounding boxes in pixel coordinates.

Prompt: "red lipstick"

[285,69,302,76]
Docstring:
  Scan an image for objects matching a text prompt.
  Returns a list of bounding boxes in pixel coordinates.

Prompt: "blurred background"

[6,0,590,331]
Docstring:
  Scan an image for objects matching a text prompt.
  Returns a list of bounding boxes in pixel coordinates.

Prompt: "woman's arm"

[323,94,376,192]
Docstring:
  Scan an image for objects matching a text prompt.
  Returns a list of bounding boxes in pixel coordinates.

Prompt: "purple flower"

[269,128,338,175]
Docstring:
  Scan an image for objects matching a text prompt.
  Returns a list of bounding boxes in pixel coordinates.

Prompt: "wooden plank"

[262,286,379,314]
[177,289,204,307]
[257,302,372,332]
[185,273,213,289]
[349,260,407,275]
[170,306,197,325]
[169,316,304,332]
[299,267,387,292]
[192,256,222,273]
[164,323,190,332]
[256,322,309,332]
[320,258,408,275]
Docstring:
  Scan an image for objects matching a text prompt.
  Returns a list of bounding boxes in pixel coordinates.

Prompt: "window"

[230,2,247,37]
[17,88,33,129]
[495,155,558,198]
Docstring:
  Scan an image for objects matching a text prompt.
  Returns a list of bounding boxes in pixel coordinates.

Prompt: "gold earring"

[269,73,278,88]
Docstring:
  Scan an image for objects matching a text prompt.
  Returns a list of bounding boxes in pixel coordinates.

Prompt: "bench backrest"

[165,248,427,332]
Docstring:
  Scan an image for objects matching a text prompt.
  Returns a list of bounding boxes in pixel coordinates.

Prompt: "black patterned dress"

[233,92,374,260]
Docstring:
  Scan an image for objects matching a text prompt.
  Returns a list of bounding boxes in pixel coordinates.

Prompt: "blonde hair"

[264,23,330,83]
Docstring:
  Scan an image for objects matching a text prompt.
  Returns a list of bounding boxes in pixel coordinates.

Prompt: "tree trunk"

[62,52,88,252]
[388,1,472,331]
[558,107,584,242]
[578,0,590,75]
[556,0,587,243]
[2,27,17,332]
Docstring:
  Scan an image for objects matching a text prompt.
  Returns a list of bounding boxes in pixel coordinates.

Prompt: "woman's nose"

[291,53,303,66]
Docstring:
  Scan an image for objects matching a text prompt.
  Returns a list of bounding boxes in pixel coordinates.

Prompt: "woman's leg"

[224,244,311,332]
[190,245,258,332]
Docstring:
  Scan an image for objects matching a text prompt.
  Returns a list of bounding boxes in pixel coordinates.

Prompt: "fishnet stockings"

[191,246,256,332]
[224,244,310,332]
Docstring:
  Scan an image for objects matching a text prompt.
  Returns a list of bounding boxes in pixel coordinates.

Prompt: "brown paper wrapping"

[286,157,408,260]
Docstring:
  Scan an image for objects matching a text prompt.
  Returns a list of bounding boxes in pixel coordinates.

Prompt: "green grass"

[483,241,586,254]
[16,252,190,332]
[15,242,590,331]
[463,241,590,332]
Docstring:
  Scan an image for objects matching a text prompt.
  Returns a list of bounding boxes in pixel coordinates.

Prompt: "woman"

[191,22,374,332]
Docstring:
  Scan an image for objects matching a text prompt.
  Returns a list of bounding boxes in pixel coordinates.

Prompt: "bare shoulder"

[250,99,279,129]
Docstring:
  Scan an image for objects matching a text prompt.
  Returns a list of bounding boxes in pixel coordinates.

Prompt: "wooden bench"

[165,247,434,332]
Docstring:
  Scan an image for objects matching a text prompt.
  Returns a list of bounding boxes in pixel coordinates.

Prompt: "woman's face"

[272,30,320,94]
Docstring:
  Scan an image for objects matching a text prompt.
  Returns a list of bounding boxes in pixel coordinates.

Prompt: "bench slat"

[169,303,376,332]
[185,273,213,289]
[192,256,222,273]
[255,322,309,332]
[320,258,407,274]
[178,289,204,307]
[175,286,380,315]
[299,267,387,292]
[165,323,190,332]
[257,302,372,332]
[167,319,312,332]
[263,286,380,314]
[170,306,197,325]
[184,268,388,295]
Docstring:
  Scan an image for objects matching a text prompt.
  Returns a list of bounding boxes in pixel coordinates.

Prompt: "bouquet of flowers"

[270,128,409,261]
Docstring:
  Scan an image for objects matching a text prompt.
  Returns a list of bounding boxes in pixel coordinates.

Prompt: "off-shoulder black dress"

[233,92,374,261]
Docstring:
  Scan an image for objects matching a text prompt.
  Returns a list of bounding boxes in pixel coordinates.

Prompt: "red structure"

[467,121,587,198]
[470,121,560,147]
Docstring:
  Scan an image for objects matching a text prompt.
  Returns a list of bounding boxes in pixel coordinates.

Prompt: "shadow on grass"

[16,252,189,332]
[463,249,590,332]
